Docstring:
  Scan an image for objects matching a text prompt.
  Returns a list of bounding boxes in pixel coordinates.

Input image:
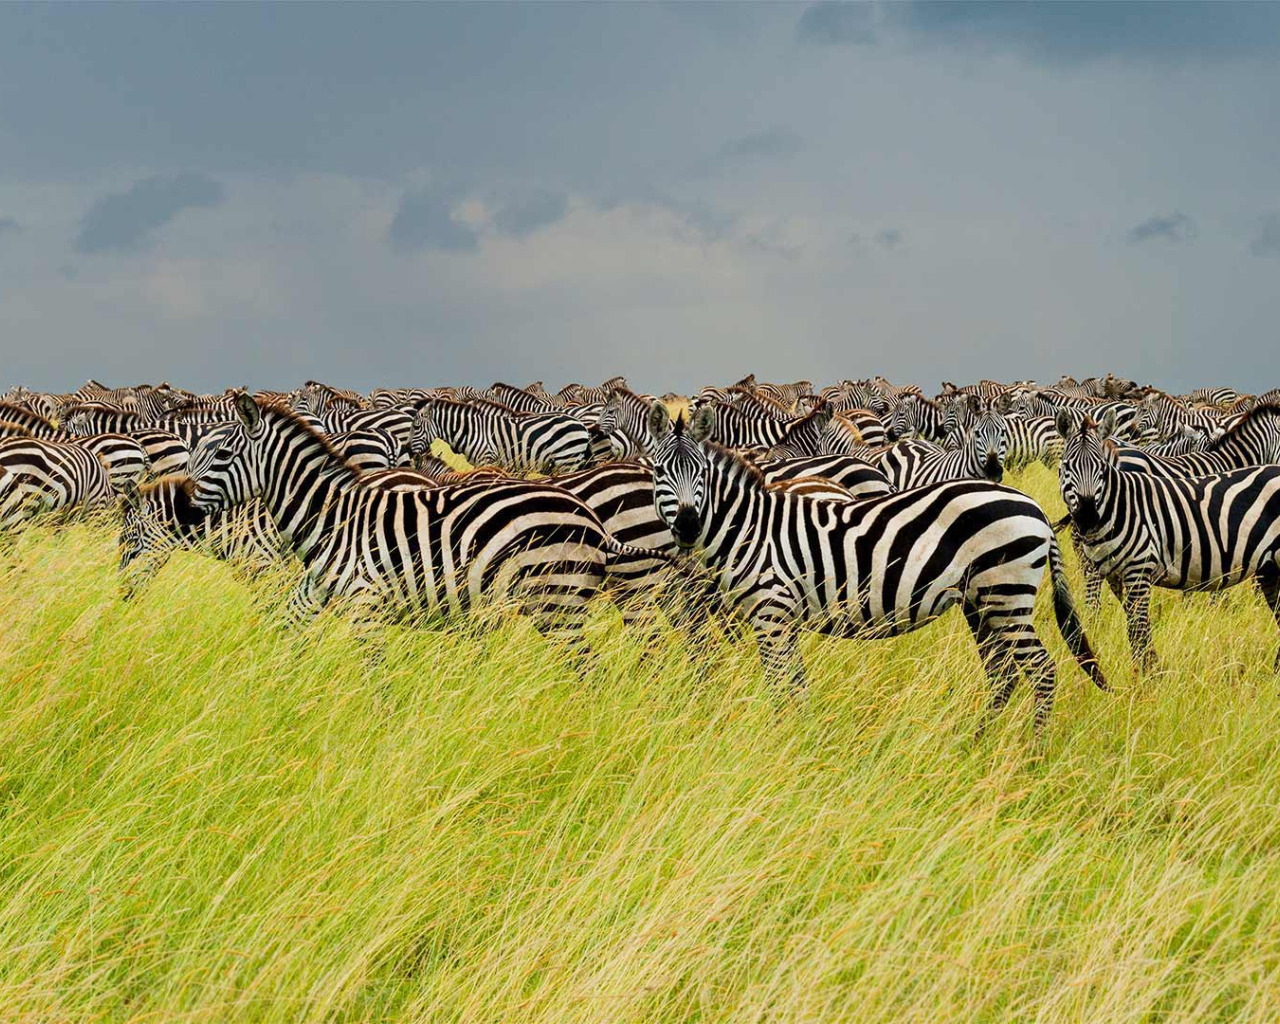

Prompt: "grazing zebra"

[409,398,592,474]
[116,476,285,597]
[998,414,1063,469]
[0,436,139,529]
[1057,411,1280,668]
[187,396,657,637]
[880,406,1007,489]
[646,403,1106,729]
[1185,386,1241,409]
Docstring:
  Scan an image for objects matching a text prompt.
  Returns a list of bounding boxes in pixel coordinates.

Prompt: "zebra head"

[887,395,919,441]
[1056,408,1119,536]
[966,404,1008,483]
[188,393,267,512]
[648,401,716,550]
[408,404,438,462]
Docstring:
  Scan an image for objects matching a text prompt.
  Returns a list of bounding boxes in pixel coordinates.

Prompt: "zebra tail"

[601,535,678,577]
[1048,535,1109,691]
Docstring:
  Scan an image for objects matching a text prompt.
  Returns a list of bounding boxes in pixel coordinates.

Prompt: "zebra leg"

[1120,573,1156,671]
[750,605,806,702]
[966,604,1020,738]
[1072,528,1106,610]
[1021,642,1058,735]
[284,569,329,629]
[1260,572,1280,672]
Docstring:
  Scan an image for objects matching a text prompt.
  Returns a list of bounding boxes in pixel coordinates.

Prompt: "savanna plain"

[3,464,1280,1023]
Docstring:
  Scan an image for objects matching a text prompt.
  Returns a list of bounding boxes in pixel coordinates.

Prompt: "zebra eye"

[214,447,233,459]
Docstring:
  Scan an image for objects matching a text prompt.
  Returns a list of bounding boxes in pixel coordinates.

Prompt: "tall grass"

[3,465,1280,1022]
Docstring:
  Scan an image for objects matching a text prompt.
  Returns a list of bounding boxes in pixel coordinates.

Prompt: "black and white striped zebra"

[880,406,1007,489]
[187,396,657,637]
[645,403,1106,729]
[409,398,591,474]
[0,434,145,530]
[886,394,951,442]
[596,388,667,457]
[1057,410,1280,669]
[1134,391,1223,443]
[752,454,894,498]
[1014,391,1139,439]
[117,476,285,597]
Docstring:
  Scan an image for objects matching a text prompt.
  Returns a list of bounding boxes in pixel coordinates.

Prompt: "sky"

[1,2,1278,396]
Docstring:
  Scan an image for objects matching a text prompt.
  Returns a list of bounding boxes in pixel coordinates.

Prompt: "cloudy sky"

[1,2,1278,395]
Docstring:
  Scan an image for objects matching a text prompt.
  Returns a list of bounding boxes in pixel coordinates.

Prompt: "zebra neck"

[698,448,766,565]
[258,427,358,561]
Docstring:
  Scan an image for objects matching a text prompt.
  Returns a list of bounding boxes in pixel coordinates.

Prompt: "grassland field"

[4,463,1280,1022]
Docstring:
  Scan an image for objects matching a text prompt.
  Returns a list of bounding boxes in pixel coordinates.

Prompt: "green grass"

[4,465,1280,1022]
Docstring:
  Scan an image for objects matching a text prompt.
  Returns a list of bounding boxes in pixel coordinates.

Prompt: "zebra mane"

[62,400,140,419]
[0,402,55,428]
[262,404,363,474]
[0,420,34,438]
[1205,403,1280,451]
[436,395,527,418]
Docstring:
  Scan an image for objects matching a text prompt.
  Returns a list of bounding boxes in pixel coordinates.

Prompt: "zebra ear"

[966,394,981,414]
[235,392,262,432]
[1054,409,1074,439]
[689,403,716,442]
[1098,408,1118,440]
[811,405,834,430]
[648,401,671,440]
[995,392,1012,415]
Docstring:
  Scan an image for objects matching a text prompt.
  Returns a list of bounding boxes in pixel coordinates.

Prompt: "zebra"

[758,404,876,461]
[1057,410,1280,669]
[1184,386,1241,409]
[998,414,1063,469]
[817,380,890,416]
[556,377,629,406]
[751,454,894,498]
[1065,405,1280,607]
[0,435,144,530]
[291,381,369,416]
[187,395,659,637]
[1014,390,1139,440]
[490,382,560,413]
[645,402,1106,730]
[596,388,667,458]
[886,394,951,442]
[409,398,591,474]
[116,476,286,597]
[0,403,59,439]
[1134,391,1223,443]
[880,406,1008,489]
[329,427,404,472]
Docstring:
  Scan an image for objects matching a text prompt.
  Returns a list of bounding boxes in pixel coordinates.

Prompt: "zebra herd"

[3,373,1280,732]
